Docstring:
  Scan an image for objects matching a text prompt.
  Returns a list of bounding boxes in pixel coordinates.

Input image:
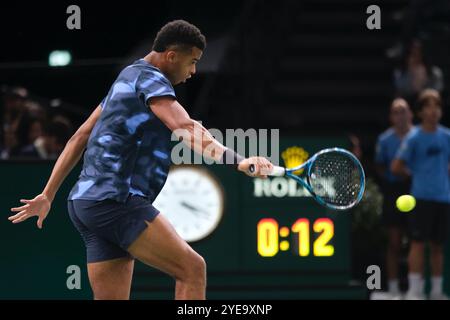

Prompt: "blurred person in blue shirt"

[375,98,415,298]
[392,89,450,300]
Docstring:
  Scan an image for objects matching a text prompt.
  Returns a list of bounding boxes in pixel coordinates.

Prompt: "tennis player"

[8,20,273,300]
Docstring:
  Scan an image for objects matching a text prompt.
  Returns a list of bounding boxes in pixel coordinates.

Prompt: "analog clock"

[153,165,225,242]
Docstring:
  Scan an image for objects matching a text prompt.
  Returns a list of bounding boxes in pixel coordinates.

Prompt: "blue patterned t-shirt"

[68,59,175,203]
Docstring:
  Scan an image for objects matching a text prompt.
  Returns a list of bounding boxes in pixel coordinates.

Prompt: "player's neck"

[144,52,175,84]
[144,51,165,71]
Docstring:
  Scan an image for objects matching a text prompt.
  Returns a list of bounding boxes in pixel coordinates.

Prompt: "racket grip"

[249,165,285,176]
[271,166,286,176]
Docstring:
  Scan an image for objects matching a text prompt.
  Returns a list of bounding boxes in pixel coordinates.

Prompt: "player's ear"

[166,50,177,63]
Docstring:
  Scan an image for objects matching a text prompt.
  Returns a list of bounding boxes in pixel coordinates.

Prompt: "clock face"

[153,166,224,242]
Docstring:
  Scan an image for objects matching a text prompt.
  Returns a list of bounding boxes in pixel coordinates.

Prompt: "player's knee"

[189,252,207,280]
[181,251,206,284]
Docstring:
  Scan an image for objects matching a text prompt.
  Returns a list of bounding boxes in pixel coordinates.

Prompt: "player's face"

[390,99,412,128]
[170,47,202,85]
[420,100,442,125]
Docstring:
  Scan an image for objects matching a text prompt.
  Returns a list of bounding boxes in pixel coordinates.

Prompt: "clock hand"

[184,201,211,215]
[180,201,195,210]
[180,201,211,218]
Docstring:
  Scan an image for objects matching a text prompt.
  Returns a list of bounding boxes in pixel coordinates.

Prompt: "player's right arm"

[8,105,102,229]
[148,96,272,177]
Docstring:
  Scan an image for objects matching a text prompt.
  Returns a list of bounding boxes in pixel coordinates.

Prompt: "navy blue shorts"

[67,194,160,263]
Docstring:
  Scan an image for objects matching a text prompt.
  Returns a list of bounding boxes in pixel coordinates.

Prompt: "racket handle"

[271,166,286,176]
[249,165,285,176]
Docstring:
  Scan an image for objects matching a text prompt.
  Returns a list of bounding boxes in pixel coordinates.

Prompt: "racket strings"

[309,152,362,207]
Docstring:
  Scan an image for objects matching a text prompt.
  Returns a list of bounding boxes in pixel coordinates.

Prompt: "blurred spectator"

[9,114,44,158]
[0,86,28,158]
[20,117,73,160]
[1,126,17,159]
[25,100,47,120]
[29,117,44,143]
[393,40,444,104]
[1,85,75,160]
[1,86,28,130]
[392,89,450,300]
[374,98,415,299]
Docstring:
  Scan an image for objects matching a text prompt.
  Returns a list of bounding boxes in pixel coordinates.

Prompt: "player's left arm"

[148,96,272,177]
[8,105,102,228]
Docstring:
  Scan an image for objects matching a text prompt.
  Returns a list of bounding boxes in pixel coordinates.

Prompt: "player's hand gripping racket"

[249,148,365,210]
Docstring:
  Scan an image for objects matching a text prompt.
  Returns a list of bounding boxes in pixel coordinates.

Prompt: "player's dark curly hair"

[152,20,206,52]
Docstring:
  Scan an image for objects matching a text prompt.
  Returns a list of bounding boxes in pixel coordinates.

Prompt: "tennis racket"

[249,147,365,210]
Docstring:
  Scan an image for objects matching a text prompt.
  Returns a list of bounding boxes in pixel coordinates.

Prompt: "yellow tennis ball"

[396,195,416,212]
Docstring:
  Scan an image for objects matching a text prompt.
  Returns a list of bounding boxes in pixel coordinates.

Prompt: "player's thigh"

[87,257,135,300]
[127,214,205,280]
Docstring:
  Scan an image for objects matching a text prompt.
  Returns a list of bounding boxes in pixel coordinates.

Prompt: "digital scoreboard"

[257,217,335,258]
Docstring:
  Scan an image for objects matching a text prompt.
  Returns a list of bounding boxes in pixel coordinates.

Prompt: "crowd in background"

[0,86,74,160]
